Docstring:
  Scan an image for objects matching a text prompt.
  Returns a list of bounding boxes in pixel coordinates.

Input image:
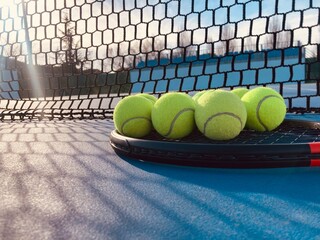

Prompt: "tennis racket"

[110,119,320,168]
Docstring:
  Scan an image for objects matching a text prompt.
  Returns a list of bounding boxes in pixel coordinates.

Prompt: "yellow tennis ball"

[152,92,195,139]
[192,90,207,102]
[231,88,249,98]
[192,89,215,103]
[241,87,286,131]
[135,93,157,104]
[114,95,153,138]
[195,90,247,140]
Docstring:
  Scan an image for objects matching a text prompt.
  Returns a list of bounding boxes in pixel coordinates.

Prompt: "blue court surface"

[0,114,319,240]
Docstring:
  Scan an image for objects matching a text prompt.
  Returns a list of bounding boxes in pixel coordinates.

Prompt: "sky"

[0,0,319,70]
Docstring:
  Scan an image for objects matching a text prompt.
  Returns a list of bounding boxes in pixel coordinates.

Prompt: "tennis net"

[0,0,319,120]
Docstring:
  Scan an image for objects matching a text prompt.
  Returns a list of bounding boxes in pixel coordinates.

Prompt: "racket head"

[110,119,320,168]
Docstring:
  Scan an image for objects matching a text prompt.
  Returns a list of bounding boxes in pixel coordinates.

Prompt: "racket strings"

[141,120,320,145]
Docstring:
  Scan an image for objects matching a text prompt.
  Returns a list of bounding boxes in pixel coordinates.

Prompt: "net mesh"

[0,0,319,120]
[143,119,320,144]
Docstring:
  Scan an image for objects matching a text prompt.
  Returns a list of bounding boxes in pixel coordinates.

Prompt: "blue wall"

[130,48,305,93]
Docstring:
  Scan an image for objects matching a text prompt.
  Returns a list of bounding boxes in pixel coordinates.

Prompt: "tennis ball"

[195,90,247,140]
[241,87,286,131]
[192,90,207,102]
[136,93,157,103]
[114,95,153,138]
[231,88,249,99]
[152,92,195,139]
[192,89,215,103]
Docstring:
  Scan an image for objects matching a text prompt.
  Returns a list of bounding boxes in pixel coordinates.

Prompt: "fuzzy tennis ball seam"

[114,95,153,138]
[120,117,152,135]
[195,89,247,140]
[203,112,244,136]
[256,94,284,131]
[162,108,194,137]
[151,92,195,139]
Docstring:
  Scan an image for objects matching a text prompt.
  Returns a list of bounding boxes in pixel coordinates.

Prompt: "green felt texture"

[135,93,158,104]
[114,95,153,138]
[152,92,195,139]
[195,89,247,140]
[231,88,249,99]
[241,87,286,131]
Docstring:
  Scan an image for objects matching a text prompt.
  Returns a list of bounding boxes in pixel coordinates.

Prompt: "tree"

[57,13,86,73]
[0,36,24,62]
[244,36,257,52]
[221,24,238,54]
[265,15,292,49]
[173,30,193,58]
[209,24,238,56]
[141,38,157,60]
[106,43,135,71]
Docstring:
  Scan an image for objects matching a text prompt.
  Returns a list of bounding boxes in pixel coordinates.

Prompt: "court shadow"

[1,119,319,240]
[1,119,225,239]
[120,155,320,238]
[123,155,320,202]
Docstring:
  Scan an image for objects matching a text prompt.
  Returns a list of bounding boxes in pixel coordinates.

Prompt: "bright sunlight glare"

[0,1,19,8]
[0,0,43,98]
